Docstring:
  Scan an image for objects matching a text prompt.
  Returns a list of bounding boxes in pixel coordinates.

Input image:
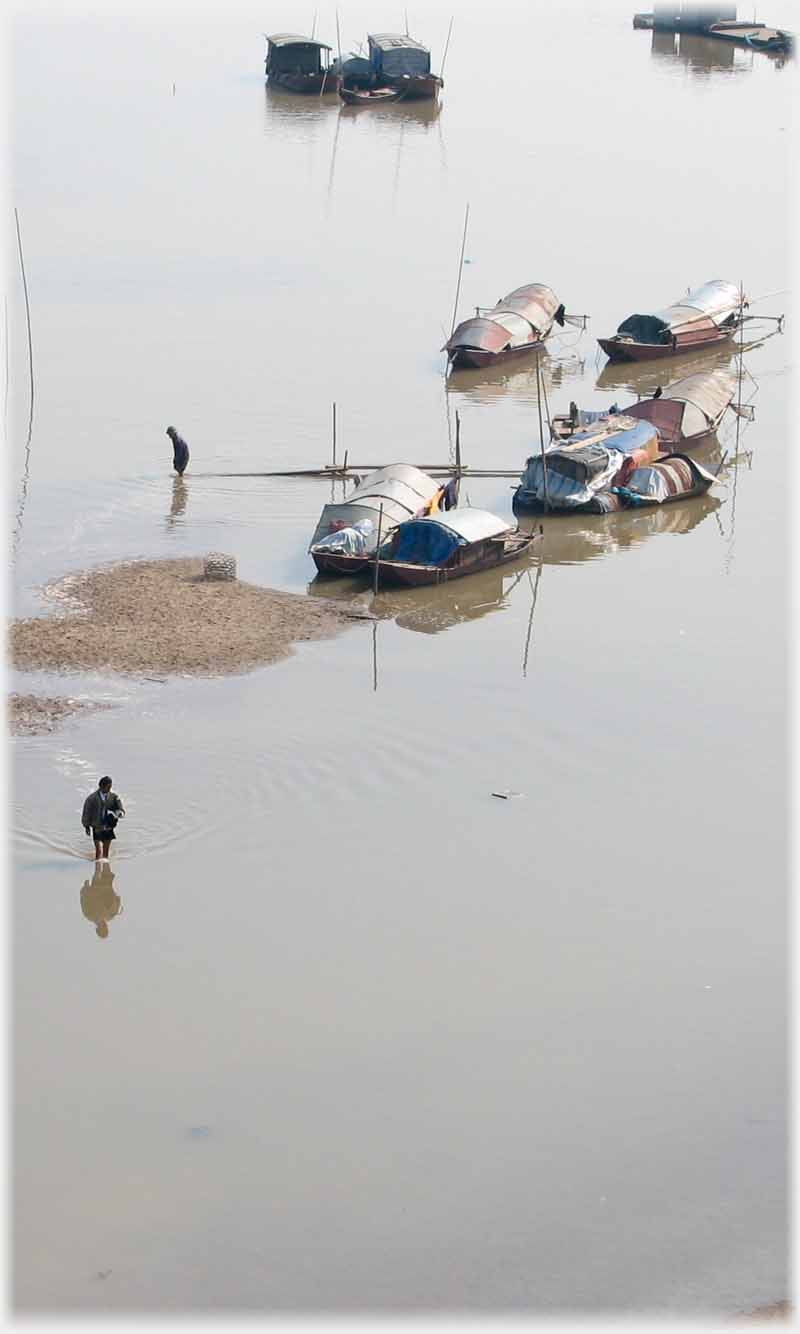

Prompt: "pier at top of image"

[633,3,793,52]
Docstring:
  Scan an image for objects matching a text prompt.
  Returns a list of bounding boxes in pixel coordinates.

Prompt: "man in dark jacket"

[166,426,190,475]
[82,776,125,861]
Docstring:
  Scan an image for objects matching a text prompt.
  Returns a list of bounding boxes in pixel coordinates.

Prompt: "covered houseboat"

[598,279,744,362]
[375,509,539,587]
[264,34,340,94]
[367,34,443,99]
[514,401,722,515]
[445,284,566,371]
[309,464,442,576]
[553,368,736,449]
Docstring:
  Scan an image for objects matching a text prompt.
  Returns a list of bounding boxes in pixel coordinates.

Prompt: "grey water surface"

[9,0,791,1314]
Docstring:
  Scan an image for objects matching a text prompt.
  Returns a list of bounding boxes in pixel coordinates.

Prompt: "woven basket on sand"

[203,553,237,581]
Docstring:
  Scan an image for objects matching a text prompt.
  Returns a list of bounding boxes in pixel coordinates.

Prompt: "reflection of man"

[80,863,122,939]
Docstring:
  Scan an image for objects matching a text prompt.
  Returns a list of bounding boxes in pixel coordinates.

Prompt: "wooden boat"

[339,85,406,105]
[552,369,736,450]
[445,284,566,371]
[598,280,745,363]
[264,34,340,94]
[367,34,443,100]
[708,20,793,52]
[309,464,443,576]
[375,509,540,588]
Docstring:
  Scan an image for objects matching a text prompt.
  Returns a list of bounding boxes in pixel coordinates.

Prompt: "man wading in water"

[82,776,125,861]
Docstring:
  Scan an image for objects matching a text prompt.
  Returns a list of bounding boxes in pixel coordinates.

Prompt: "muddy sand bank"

[8,693,112,737]
[10,556,356,678]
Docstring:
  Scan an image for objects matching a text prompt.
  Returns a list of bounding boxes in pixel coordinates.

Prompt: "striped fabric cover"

[625,457,695,502]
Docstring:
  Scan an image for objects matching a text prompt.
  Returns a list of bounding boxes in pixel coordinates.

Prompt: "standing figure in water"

[82,776,125,861]
[166,425,190,475]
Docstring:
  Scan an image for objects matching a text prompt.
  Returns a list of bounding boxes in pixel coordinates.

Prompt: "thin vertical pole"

[540,361,552,437]
[455,409,462,501]
[372,621,378,692]
[3,296,8,441]
[15,207,34,446]
[449,203,470,339]
[342,448,348,477]
[522,554,543,679]
[373,503,384,595]
[332,401,337,469]
[440,15,454,79]
[536,354,549,511]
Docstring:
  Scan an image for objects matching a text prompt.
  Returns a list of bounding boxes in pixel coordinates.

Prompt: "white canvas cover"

[409,508,511,543]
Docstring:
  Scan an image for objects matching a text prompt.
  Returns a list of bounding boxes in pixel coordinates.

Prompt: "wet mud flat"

[9,556,356,678]
[8,692,113,736]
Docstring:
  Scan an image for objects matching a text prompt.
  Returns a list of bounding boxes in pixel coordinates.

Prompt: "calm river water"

[8,0,792,1315]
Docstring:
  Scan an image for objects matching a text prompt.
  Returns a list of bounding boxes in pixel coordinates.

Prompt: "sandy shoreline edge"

[9,557,359,728]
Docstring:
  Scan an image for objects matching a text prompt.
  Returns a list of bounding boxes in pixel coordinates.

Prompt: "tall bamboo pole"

[536,354,549,511]
[373,503,384,595]
[448,203,470,340]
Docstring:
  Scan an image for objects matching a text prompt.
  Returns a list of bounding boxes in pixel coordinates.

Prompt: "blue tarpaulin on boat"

[388,520,464,565]
[569,419,659,454]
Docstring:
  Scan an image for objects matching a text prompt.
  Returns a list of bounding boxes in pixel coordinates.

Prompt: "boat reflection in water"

[309,557,531,635]
[595,344,737,396]
[264,83,334,130]
[650,28,739,73]
[80,862,123,940]
[339,94,442,129]
[445,346,587,408]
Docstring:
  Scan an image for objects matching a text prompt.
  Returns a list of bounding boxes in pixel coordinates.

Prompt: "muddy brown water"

[8,0,791,1314]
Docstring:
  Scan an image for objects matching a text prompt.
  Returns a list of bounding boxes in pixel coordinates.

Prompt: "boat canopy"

[309,464,438,553]
[663,368,737,422]
[368,33,431,77]
[446,283,560,353]
[266,34,332,49]
[386,509,510,566]
[623,368,736,440]
[332,51,373,79]
[616,279,743,344]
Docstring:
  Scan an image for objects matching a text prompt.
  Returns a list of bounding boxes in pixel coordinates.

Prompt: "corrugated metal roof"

[652,281,742,331]
[368,32,430,52]
[664,368,737,423]
[309,465,438,552]
[447,283,560,352]
[683,280,743,320]
[266,33,332,49]
[345,464,437,505]
[404,509,511,543]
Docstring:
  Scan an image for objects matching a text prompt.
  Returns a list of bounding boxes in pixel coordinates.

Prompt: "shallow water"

[8,0,791,1314]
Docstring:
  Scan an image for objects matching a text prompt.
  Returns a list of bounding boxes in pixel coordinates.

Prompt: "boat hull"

[385,73,443,100]
[448,339,547,371]
[311,551,371,577]
[598,330,734,363]
[268,70,340,94]
[339,85,405,105]
[376,533,538,587]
